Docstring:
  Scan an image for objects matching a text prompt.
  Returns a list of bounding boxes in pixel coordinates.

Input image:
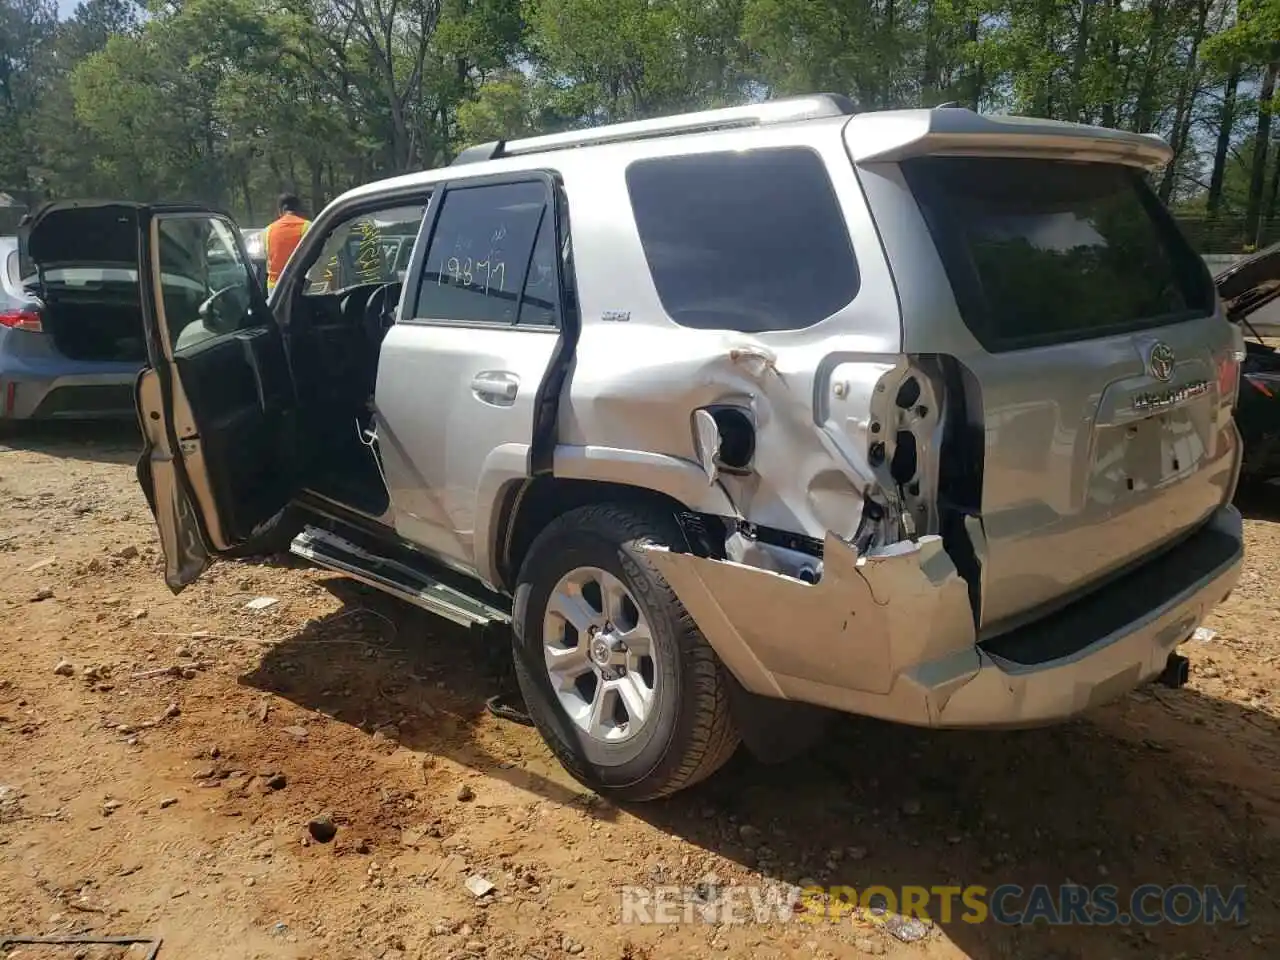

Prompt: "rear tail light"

[1217,353,1241,395]
[0,308,42,332]
[1217,352,1243,415]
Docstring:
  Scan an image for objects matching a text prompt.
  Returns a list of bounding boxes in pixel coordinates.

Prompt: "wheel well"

[494,477,696,591]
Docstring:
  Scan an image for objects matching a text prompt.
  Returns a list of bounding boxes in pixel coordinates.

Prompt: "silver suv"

[23,96,1246,800]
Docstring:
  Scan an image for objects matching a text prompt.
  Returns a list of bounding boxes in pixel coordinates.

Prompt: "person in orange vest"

[262,193,311,292]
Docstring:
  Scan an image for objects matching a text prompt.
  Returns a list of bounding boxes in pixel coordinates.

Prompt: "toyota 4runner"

[21,95,1246,800]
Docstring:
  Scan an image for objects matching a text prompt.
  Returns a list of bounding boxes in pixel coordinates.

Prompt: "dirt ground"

[1,423,1278,960]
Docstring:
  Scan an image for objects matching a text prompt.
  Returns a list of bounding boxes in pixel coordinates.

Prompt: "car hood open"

[19,201,143,269]
[1214,242,1280,326]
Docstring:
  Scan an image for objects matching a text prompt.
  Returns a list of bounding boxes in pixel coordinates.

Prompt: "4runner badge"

[1133,379,1209,413]
[1148,342,1175,382]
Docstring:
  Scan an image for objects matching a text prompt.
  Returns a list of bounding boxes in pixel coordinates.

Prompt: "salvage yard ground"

[1,423,1279,960]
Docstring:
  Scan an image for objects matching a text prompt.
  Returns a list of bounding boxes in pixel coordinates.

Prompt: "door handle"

[470,371,520,405]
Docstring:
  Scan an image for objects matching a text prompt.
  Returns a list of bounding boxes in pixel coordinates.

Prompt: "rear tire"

[511,502,740,801]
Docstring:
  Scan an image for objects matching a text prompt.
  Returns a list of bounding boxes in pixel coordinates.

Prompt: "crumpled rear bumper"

[644,505,1243,729]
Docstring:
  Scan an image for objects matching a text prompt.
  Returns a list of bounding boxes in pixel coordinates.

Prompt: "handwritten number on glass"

[438,254,505,293]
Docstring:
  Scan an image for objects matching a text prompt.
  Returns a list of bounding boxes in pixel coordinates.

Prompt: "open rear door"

[134,207,300,591]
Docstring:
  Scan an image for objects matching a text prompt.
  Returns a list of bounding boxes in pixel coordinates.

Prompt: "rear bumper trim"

[644,504,1243,729]
[933,505,1241,726]
[0,375,137,420]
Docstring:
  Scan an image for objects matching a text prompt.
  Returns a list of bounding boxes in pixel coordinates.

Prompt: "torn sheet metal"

[691,408,721,485]
[558,329,907,545]
[644,531,975,715]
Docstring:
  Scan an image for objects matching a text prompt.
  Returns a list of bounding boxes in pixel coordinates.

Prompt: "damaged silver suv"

[24,95,1246,800]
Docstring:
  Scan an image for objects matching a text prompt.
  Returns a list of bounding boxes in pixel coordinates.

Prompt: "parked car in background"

[1216,242,1280,483]
[0,232,145,422]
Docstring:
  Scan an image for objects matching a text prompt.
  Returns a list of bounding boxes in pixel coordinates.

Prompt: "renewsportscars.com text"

[619,882,1247,927]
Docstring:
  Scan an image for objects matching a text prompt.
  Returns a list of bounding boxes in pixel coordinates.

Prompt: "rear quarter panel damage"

[557,328,921,543]
[643,530,977,725]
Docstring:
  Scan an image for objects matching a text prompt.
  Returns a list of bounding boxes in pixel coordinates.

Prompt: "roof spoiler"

[847,108,1173,170]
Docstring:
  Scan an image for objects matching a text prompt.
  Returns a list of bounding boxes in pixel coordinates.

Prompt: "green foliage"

[0,0,1277,242]
[457,71,537,142]
[1203,0,1280,69]
[0,0,57,188]
[526,0,747,120]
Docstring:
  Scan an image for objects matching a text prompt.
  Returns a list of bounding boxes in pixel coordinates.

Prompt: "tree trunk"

[341,0,439,173]
[878,0,896,109]
[1068,0,1091,122]
[1264,148,1280,237]
[1133,0,1166,133]
[240,169,254,224]
[922,0,939,104]
[433,104,449,166]
[309,158,324,215]
[1245,60,1279,247]
[967,15,983,111]
[1032,0,1053,117]
[1207,68,1240,217]
[1158,0,1212,201]
[1100,0,1121,127]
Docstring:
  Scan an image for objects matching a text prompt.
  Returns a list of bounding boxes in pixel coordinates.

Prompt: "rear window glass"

[626,148,859,332]
[902,157,1213,351]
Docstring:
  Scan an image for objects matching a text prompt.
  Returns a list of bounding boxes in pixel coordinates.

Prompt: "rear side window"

[903,157,1214,352]
[626,148,859,332]
[415,180,559,328]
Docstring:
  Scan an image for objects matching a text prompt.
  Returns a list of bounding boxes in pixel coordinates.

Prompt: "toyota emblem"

[1148,342,1175,382]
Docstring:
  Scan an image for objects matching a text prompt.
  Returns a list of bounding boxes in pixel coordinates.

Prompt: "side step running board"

[290,526,511,628]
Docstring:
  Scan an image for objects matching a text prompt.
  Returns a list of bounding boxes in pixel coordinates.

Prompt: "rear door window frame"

[405,171,567,334]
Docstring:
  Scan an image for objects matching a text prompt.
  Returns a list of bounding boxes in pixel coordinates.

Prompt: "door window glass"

[415,181,556,327]
[518,212,560,327]
[304,204,428,295]
[157,216,256,353]
[625,148,860,332]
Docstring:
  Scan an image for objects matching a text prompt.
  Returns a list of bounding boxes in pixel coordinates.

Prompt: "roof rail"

[450,93,856,166]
